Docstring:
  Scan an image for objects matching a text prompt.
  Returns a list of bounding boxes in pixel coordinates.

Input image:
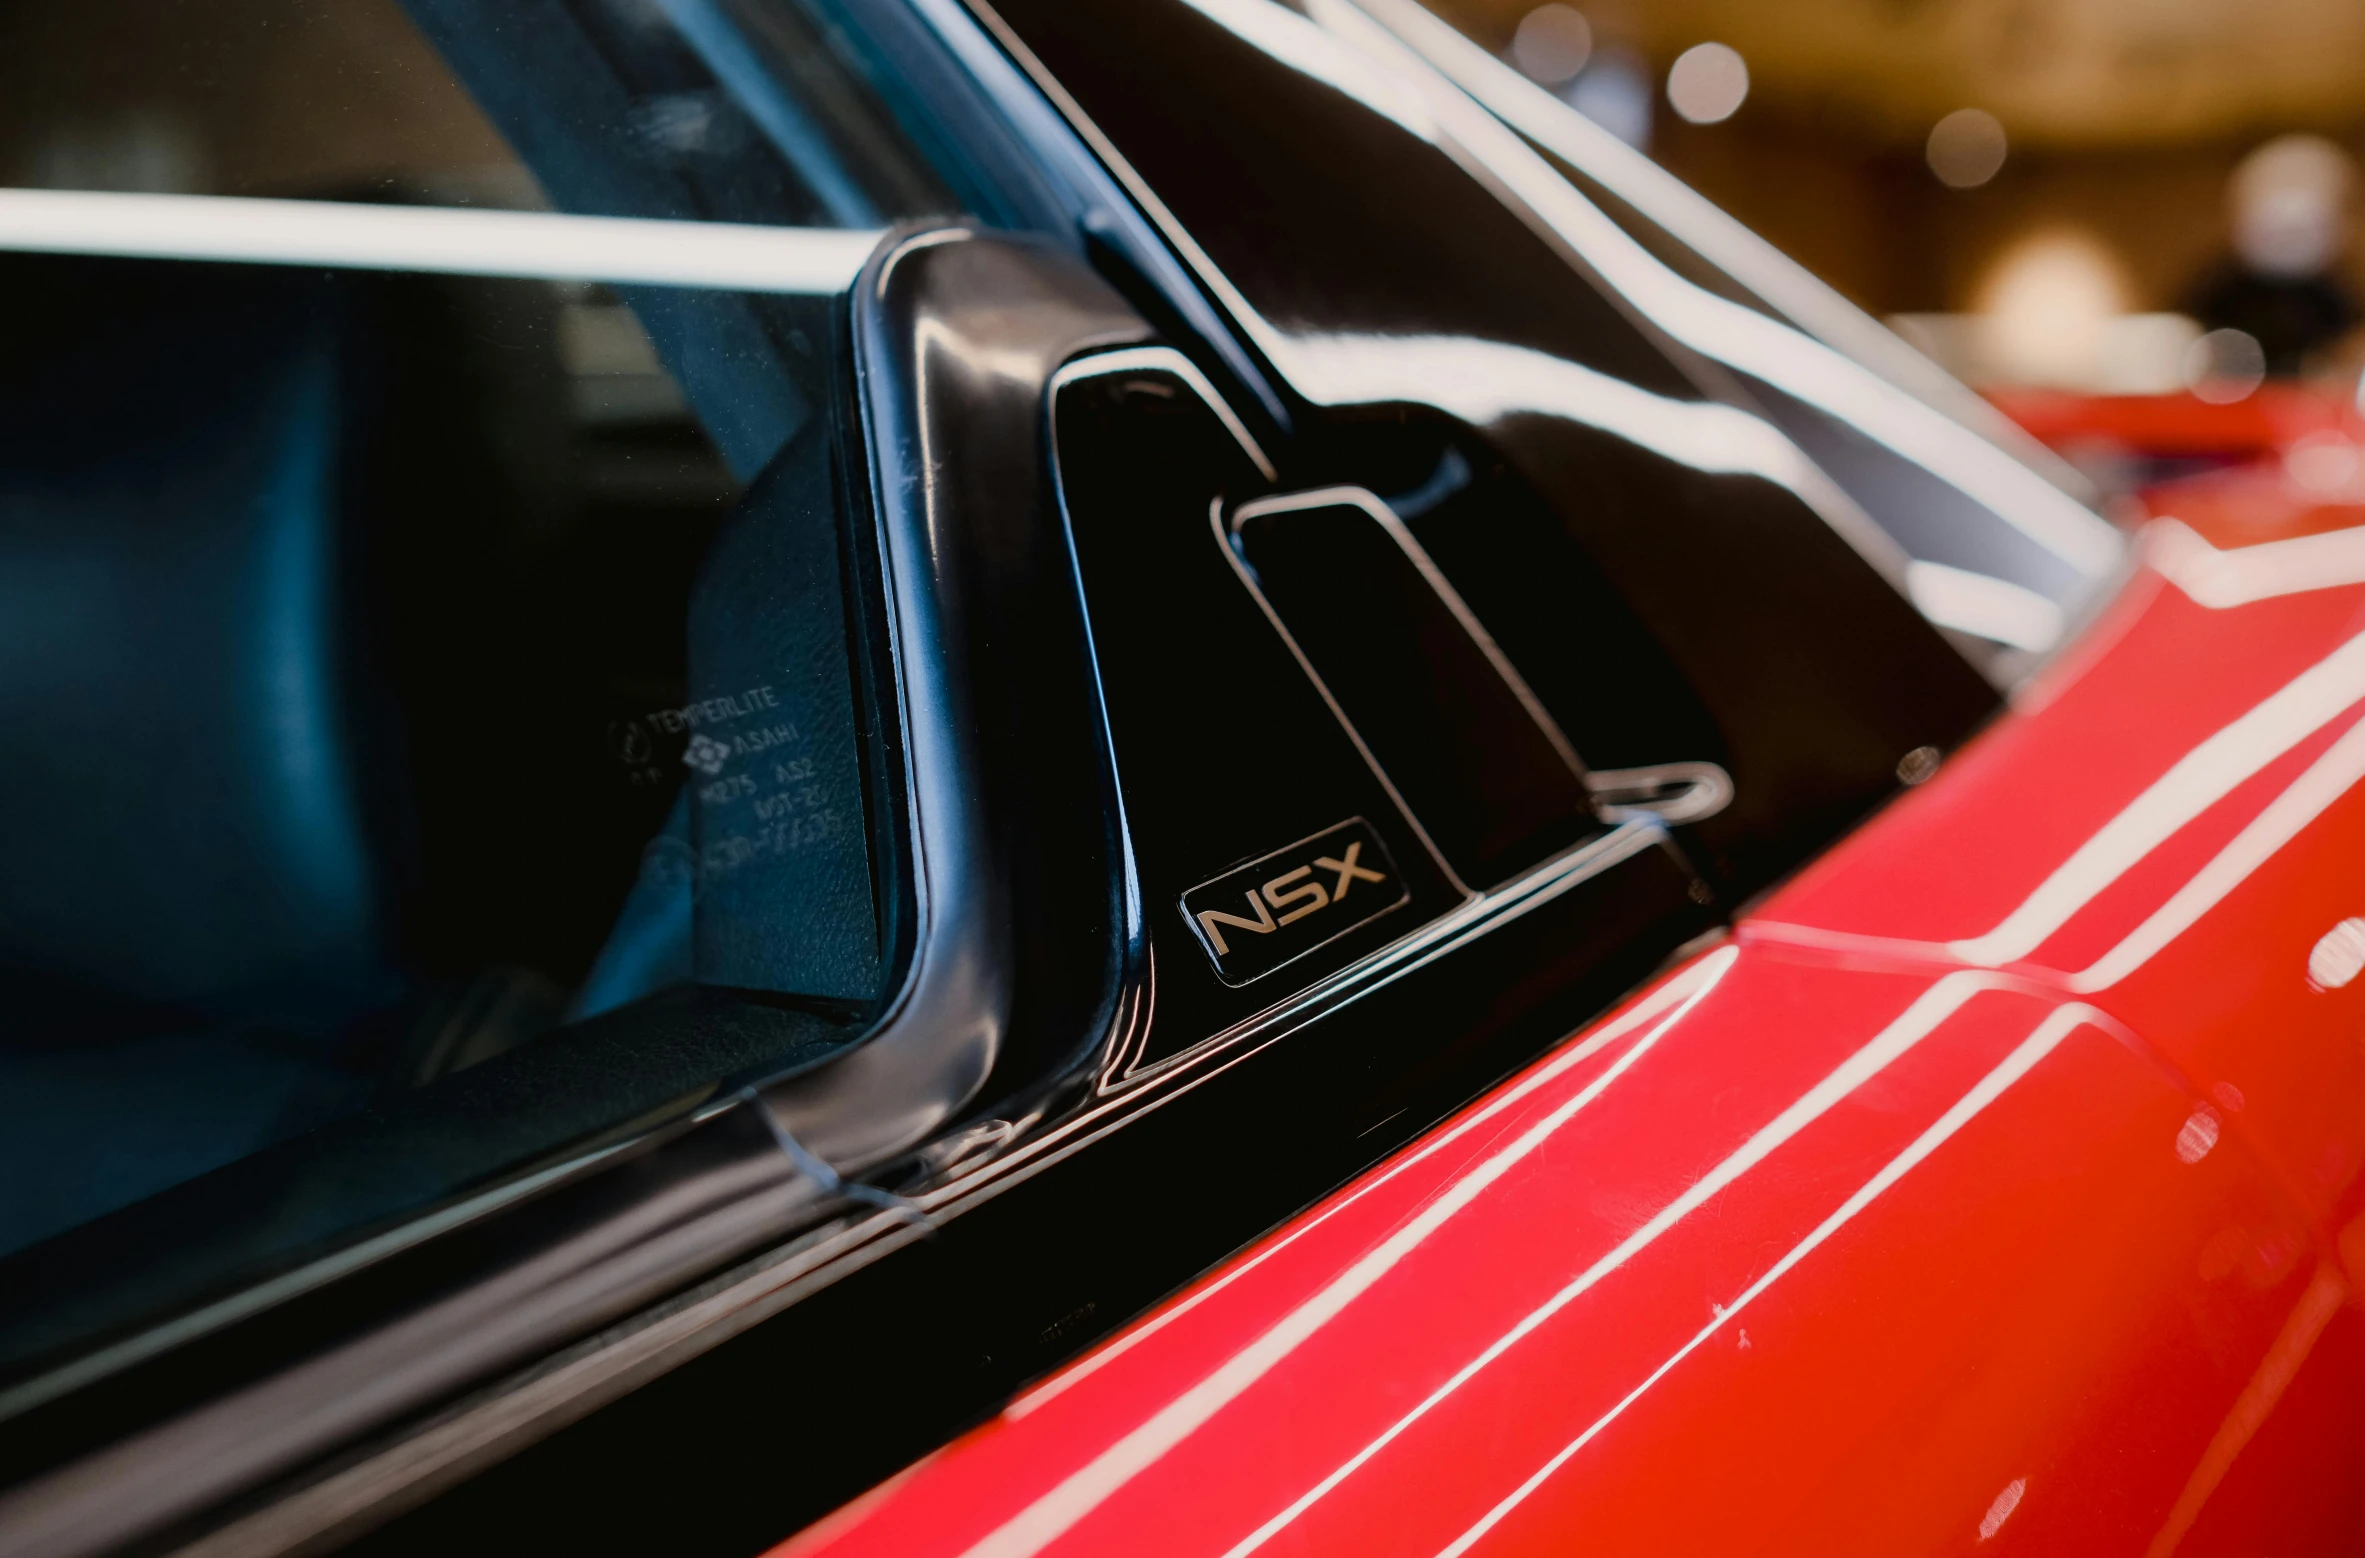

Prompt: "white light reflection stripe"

[2147,517,2365,609]
[1906,561,2066,653]
[1172,0,1435,140]
[1276,332,1920,583]
[0,188,880,293]
[1006,953,1729,1421]
[1214,971,2007,1558]
[2144,1260,2349,1558]
[1951,631,2365,967]
[1431,1004,2091,1558]
[955,948,1742,1558]
[1280,333,1814,487]
[2072,713,2365,991]
[1302,0,2123,582]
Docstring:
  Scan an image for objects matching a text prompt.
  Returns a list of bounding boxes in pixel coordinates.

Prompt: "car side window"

[1354,0,2130,669]
[0,0,960,1374]
[978,0,2010,899]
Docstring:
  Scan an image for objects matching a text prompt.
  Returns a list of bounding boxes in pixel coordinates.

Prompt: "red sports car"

[0,1,2358,1556]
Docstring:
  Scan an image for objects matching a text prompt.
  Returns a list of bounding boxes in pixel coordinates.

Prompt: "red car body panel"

[1988,386,2354,466]
[778,512,2365,1555]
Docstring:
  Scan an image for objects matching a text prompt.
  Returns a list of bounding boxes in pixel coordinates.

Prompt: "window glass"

[0,0,953,1370]
[1324,0,2122,664]
[984,0,2001,901]
[1533,147,2117,664]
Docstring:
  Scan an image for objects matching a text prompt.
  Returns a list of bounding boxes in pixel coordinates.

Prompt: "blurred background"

[1442,0,2365,503]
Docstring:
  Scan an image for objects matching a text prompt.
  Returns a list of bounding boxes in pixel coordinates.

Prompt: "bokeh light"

[1666,42,1748,125]
[1511,4,1593,87]
[1927,109,2007,189]
[2285,428,2360,492]
[1973,229,2130,387]
[2231,134,2354,276]
[2185,327,2268,401]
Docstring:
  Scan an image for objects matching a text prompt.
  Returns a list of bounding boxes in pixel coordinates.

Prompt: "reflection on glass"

[1323,0,2125,642]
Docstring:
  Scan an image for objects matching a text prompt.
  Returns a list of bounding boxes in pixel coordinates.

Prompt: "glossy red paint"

[2139,459,2365,548]
[777,522,2365,1556]
[1990,385,2353,465]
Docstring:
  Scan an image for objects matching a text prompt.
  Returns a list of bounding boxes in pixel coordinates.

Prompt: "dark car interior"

[0,0,949,1369]
[0,240,769,1248]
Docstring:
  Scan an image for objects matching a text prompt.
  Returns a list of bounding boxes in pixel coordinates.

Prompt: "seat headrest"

[0,258,391,1028]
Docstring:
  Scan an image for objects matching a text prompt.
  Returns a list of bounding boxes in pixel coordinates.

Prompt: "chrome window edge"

[0,1134,655,1429]
[162,1204,915,1558]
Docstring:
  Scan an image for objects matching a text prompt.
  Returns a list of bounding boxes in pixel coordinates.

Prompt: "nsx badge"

[1179,818,1408,987]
